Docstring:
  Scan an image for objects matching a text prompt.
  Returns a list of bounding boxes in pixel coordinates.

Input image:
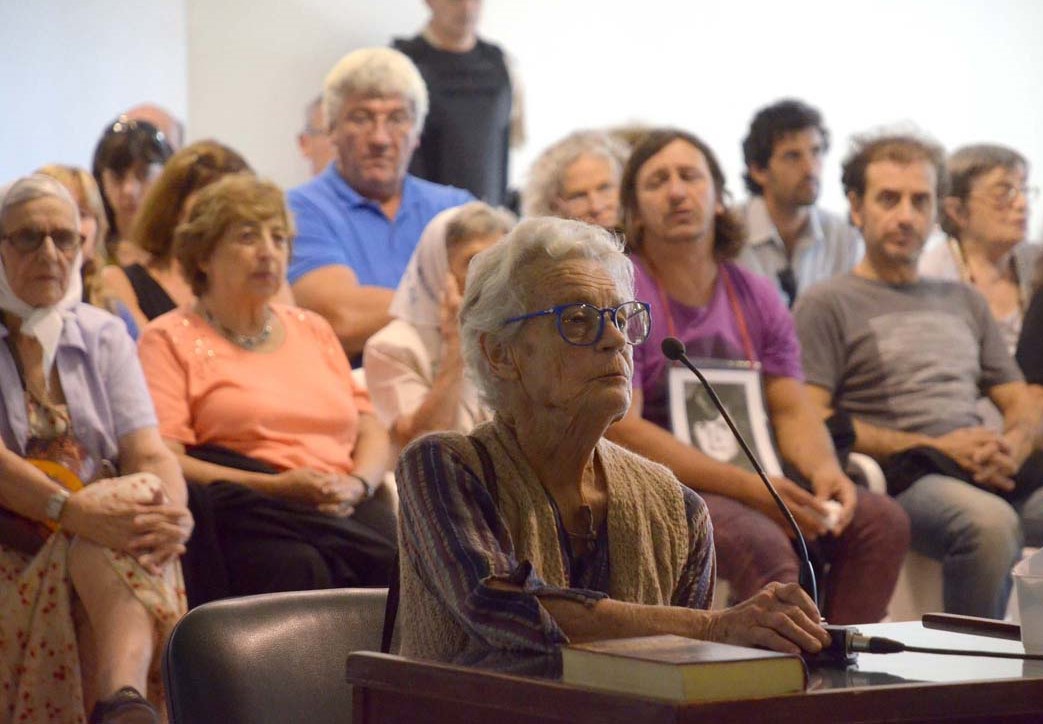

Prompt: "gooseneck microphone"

[661,336,818,604]
[661,337,1043,666]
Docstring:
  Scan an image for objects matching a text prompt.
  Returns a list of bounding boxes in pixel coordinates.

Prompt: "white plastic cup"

[1013,550,1043,654]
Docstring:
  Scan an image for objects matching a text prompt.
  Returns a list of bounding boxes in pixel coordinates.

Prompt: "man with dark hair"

[737,99,862,306]
[607,128,908,625]
[393,0,523,206]
[794,132,1043,619]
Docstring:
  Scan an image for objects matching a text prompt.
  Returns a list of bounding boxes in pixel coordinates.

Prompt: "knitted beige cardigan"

[399,418,691,660]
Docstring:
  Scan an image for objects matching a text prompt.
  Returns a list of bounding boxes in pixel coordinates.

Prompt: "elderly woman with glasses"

[0,175,192,724]
[395,217,830,662]
[920,143,1039,355]
[522,130,629,229]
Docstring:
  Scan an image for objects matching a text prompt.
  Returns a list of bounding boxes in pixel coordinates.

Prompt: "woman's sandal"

[88,686,160,724]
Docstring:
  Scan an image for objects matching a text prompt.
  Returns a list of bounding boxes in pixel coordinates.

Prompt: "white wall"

[185,0,1043,233]
[4,1,1042,233]
[0,0,187,180]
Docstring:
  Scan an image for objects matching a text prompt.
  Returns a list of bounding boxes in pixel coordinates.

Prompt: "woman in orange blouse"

[138,174,395,603]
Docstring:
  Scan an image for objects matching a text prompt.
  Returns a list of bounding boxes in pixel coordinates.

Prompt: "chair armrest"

[848,452,887,494]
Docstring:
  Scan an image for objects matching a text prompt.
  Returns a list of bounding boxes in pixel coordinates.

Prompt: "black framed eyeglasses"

[1,228,84,254]
[503,301,651,347]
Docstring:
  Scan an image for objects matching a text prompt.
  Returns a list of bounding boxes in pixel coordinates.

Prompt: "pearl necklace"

[199,304,274,350]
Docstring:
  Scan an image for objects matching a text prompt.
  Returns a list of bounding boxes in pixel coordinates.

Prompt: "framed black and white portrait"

[667,362,782,477]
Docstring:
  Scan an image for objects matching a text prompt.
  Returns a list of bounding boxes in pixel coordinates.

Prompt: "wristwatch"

[45,488,71,524]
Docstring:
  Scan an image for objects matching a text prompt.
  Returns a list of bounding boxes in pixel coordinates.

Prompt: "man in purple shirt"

[607,129,909,624]
[288,48,472,359]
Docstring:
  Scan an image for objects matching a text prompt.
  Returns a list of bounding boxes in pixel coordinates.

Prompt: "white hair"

[0,174,80,233]
[460,216,634,409]
[323,47,429,133]
[522,130,629,218]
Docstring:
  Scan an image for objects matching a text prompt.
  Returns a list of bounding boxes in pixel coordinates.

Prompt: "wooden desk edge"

[346,651,1043,724]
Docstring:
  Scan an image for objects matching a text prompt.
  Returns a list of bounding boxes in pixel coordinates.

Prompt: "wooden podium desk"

[346,622,1043,723]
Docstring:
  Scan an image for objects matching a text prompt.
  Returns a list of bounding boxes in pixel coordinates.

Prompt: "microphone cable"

[849,633,1043,661]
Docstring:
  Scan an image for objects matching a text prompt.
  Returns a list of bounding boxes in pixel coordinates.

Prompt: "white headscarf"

[389,207,457,329]
[0,175,85,380]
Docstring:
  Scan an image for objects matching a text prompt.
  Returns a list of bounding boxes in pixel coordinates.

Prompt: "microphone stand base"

[803,625,859,668]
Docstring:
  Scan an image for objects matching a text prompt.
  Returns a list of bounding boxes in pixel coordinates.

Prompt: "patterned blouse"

[397,433,715,654]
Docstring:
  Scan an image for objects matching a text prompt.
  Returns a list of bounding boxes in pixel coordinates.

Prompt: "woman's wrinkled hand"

[704,581,830,655]
[62,481,194,574]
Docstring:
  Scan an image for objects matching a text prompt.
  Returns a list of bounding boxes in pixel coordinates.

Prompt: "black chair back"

[163,588,388,723]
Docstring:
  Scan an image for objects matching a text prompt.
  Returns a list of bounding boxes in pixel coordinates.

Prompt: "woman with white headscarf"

[363,201,515,449]
[0,175,192,724]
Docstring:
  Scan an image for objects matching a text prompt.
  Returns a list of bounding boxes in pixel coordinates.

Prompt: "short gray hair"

[941,143,1028,237]
[522,130,628,218]
[323,47,429,134]
[460,217,633,408]
[445,201,517,253]
[0,174,80,234]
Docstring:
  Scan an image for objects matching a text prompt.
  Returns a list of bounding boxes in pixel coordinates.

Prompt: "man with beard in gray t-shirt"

[794,132,1043,619]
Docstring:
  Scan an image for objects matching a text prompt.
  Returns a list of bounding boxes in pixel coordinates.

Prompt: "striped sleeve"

[396,436,606,653]
[670,487,716,609]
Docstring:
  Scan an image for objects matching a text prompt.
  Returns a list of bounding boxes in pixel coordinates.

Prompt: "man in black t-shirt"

[393,0,524,206]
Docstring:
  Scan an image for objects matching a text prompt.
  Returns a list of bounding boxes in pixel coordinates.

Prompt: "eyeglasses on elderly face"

[1,228,84,255]
[503,300,651,347]
[970,183,1039,209]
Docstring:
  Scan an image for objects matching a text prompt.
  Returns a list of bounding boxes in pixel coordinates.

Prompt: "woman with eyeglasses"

[921,144,1039,356]
[0,175,192,723]
[137,174,396,606]
[98,140,253,334]
[394,216,831,662]
[91,116,174,267]
[363,201,515,451]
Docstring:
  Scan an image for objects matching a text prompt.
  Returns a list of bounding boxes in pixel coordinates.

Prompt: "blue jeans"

[896,474,1040,618]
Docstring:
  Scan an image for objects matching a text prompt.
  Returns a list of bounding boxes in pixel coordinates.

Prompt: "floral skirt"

[0,475,186,723]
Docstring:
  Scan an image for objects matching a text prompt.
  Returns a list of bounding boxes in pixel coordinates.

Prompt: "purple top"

[0,304,157,480]
[632,258,804,429]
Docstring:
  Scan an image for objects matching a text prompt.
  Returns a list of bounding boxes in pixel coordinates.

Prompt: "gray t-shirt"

[793,273,1022,437]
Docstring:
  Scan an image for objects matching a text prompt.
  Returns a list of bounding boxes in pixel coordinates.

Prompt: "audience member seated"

[35,164,109,298]
[793,133,1043,618]
[0,175,191,724]
[124,102,185,151]
[34,164,142,338]
[91,116,174,267]
[298,94,337,177]
[395,216,831,661]
[138,174,396,606]
[97,140,253,334]
[736,99,863,307]
[1017,283,1043,385]
[364,201,515,450]
[920,143,1039,354]
[522,130,628,229]
[606,129,908,625]
[287,47,473,360]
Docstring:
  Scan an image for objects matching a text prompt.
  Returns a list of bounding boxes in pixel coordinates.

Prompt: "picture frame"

[667,360,782,477]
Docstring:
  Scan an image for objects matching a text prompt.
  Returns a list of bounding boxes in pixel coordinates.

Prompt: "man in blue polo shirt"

[288,47,473,358]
